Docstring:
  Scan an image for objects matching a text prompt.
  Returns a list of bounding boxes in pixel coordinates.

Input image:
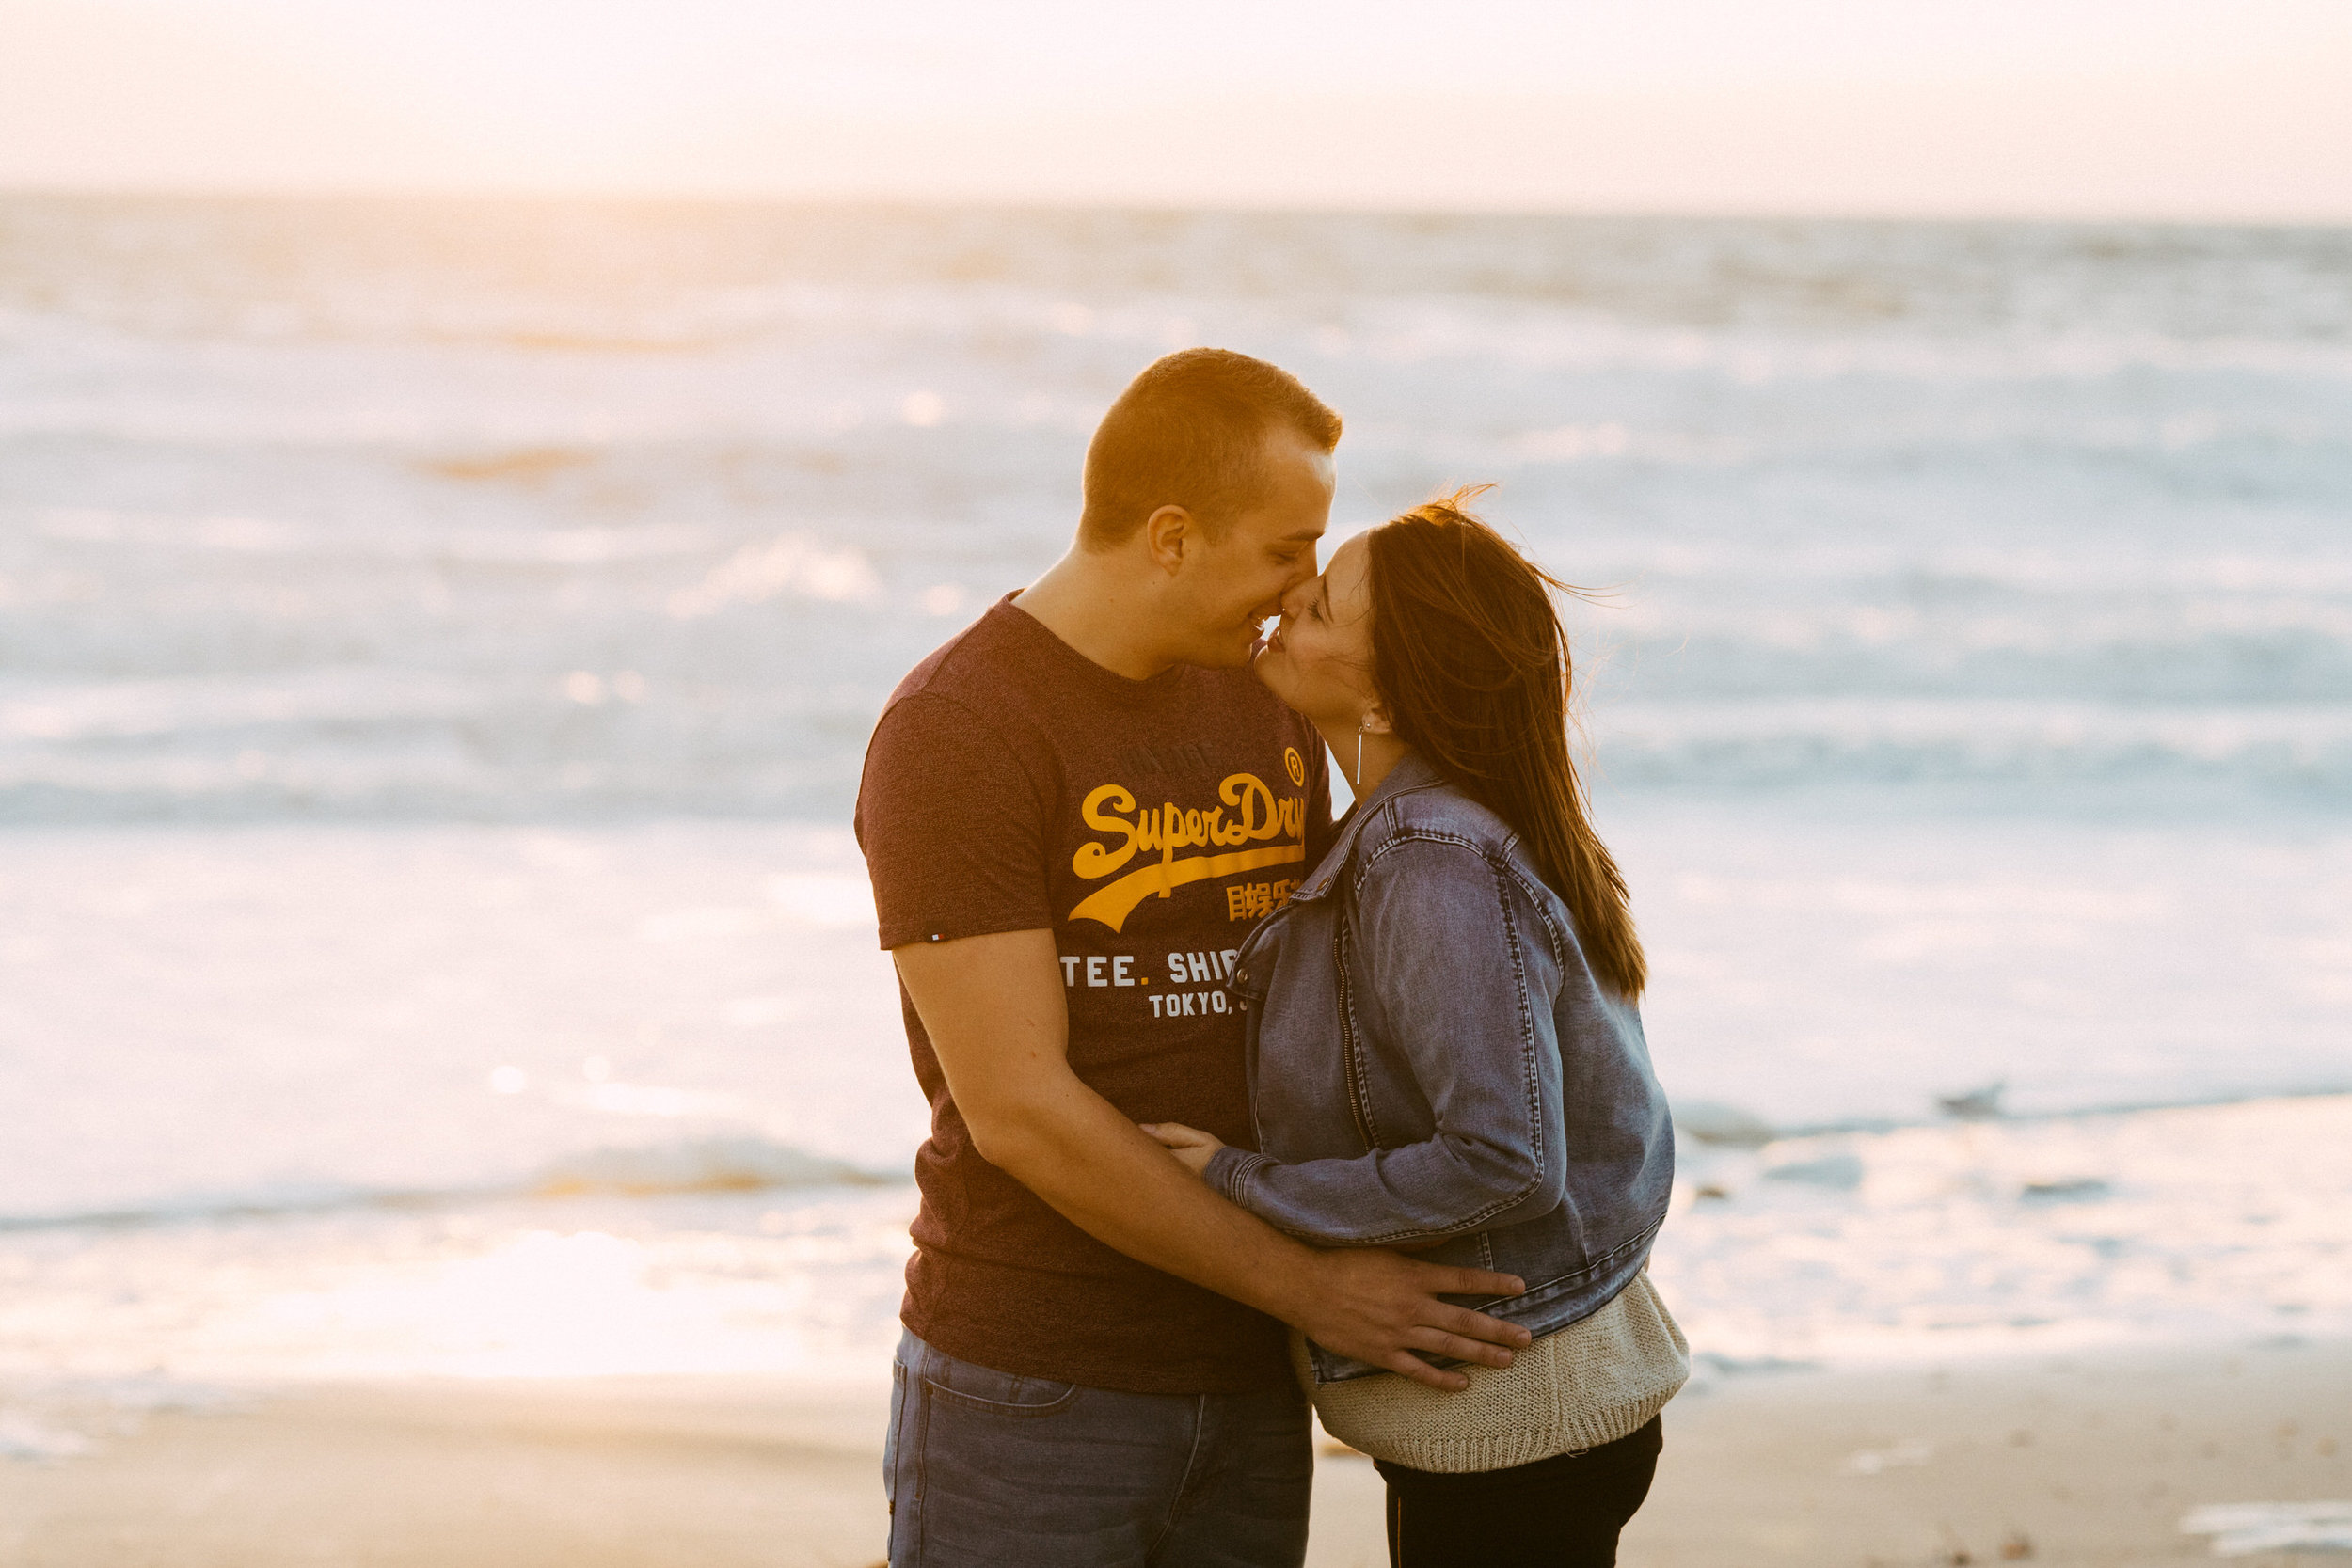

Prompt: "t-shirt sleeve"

[855,691,1053,951]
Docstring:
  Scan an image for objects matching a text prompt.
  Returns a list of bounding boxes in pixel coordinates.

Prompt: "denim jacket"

[1204,752,1675,1384]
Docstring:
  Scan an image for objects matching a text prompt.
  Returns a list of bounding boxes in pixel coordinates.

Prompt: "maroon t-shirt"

[854,595,1331,1394]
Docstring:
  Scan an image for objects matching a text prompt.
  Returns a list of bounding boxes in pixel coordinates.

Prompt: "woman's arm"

[1181,834,1570,1247]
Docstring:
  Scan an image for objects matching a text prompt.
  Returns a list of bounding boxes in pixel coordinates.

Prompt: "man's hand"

[1139,1120,1223,1176]
[1141,1118,1530,1389]
[1281,1250,1530,1392]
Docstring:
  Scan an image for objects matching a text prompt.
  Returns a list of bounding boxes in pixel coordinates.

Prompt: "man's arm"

[893,927,1531,1391]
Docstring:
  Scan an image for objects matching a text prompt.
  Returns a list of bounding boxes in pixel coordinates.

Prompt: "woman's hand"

[1139,1121,1225,1177]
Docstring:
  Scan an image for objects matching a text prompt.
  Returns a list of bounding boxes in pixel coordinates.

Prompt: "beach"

[3,198,2348,1563]
[6,1339,2346,1567]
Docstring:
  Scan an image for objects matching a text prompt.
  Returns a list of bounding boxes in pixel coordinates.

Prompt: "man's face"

[1163,426,1334,668]
[1252,532,1379,729]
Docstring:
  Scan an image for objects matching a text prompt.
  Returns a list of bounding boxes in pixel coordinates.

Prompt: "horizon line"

[5,182,2350,232]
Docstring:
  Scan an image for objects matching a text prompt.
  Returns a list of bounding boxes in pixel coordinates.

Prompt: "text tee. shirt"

[854,595,1331,1395]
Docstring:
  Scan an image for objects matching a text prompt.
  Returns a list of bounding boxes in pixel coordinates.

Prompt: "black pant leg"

[1374,1417,1662,1568]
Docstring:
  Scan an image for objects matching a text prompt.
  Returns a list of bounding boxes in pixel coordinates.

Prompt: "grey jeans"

[884,1328,1313,1567]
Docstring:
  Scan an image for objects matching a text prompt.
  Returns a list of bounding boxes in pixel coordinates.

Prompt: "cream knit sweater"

[1295,1273,1689,1474]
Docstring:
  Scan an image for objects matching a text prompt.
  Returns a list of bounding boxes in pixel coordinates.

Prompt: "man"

[855,349,1530,1567]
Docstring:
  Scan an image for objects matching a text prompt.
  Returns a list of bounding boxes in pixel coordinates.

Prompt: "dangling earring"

[1355,715,1371,789]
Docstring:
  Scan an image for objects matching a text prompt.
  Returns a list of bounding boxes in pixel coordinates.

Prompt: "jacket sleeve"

[1201,833,1568,1246]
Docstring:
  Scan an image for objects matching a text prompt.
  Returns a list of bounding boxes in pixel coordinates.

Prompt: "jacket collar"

[1289,749,1447,903]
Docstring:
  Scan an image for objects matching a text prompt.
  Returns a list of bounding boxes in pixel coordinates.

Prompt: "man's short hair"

[1079,349,1343,548]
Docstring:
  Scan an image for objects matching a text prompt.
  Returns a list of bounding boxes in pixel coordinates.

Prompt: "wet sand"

[1621,1338,2350,1568]
[2,1340,2344,1567]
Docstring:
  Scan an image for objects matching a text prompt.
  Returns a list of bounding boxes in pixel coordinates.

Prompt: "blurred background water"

[3,196,2348,1391]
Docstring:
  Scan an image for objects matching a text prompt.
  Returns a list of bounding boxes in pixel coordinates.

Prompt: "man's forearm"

[977,1076,1319,1323]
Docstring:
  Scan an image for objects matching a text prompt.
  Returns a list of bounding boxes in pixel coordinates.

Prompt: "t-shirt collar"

[992,592,1190,703]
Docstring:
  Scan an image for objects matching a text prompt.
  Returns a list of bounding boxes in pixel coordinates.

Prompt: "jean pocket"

[919,1348,1082,1418]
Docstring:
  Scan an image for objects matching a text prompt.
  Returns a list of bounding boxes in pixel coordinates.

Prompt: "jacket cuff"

[1205,1146,1276,1207]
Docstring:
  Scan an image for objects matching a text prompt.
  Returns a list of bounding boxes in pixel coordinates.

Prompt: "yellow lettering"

[1221,773,1282,842]
[1073,785,1139,879]
[1073,772,1305,896]
[1071,844,1310,931]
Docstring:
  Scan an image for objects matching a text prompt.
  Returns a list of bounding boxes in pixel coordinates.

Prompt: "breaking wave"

[0,1135,898,1234]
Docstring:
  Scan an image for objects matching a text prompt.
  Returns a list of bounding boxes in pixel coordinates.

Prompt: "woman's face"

[1253,531,1381,727]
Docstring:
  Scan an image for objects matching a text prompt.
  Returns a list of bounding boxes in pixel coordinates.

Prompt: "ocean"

[2,198,2347,1422]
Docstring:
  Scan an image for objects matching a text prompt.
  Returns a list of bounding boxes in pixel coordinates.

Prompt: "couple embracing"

[855,349,1685,1568]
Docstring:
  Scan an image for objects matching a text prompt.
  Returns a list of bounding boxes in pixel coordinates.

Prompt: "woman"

[1144,492,1684,1567]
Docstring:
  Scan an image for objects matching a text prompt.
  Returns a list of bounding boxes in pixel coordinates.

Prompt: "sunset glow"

[3,0,2347,215]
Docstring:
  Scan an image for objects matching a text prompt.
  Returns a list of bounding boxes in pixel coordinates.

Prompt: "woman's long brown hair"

[1364,489,1646,999]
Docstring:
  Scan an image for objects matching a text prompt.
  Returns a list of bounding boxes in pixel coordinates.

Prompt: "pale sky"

[4,0,2349,217]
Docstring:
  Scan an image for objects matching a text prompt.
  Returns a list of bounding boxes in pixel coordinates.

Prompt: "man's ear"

[1142,505,1193,576]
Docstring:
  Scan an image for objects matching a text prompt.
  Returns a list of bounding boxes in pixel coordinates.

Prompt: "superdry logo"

[1067,771,1308,932]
